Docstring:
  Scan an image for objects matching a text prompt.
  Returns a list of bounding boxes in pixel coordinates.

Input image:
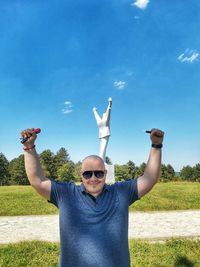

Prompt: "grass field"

[0,239,199,267]
[131,181,200,211]
[0,186,58,216]
[0,182,199,216]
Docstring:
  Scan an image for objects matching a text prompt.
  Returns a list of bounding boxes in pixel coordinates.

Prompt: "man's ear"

[80,168,84,177]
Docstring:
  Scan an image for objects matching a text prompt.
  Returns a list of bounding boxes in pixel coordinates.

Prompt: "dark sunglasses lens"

[82,170,105,179]
[82,171,93,179]
[94,171,105,178]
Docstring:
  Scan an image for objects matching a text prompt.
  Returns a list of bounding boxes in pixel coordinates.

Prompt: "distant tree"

[192,163,200,181]
[166,164,175,180]
[57,162,76,182]
[8,155,28,185]
[135,163,146,177]
[105,156,112,165]
[74,161,82,182]
[40,150,56,178]
[126,160,137,179]
[114,164,129,181]
[54,148,70,171]
[160,164,174,181]
[160,164,169,181]
[180,165,194,181]
[0,153,9,185]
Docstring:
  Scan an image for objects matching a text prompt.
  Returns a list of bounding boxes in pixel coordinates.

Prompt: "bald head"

[82,155,105,167]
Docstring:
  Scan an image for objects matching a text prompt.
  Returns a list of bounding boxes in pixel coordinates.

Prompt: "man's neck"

[86,190,101,198]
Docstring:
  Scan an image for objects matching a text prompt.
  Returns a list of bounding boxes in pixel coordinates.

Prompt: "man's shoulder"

[48,180,79,207]
[110,179,138,193]
[50,179,78,190]
[111,179,137,186]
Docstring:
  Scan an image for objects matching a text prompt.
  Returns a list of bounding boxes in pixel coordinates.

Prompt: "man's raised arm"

[137,128,164,199]
[21,128,51,200]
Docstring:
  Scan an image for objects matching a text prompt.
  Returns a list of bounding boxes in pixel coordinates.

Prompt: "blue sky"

[0,0,200,171]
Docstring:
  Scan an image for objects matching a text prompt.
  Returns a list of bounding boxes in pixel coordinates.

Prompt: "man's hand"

[21,128,37,147]
[150,128,164,145]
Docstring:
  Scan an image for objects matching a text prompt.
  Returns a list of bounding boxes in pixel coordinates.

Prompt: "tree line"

[0,148,199,185]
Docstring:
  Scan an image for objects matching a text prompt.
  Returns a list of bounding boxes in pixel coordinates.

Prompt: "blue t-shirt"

[48,179,139,267]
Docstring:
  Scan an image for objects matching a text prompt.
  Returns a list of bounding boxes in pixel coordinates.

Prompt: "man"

[21,128,164,267]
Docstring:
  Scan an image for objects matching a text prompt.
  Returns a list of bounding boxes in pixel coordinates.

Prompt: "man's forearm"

[24,148,47,187]
[143,147,161,184]
[137,128,164,198]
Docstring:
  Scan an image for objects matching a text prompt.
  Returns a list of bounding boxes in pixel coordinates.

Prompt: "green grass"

[0,239,199,267]
[0,182,199,216]
[130,181,200,211]
[0,186,58,216]
[130,239,200,267]
[0,241,59,267]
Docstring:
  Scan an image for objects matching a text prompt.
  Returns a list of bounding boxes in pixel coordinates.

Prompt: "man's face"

[81,158,106,197]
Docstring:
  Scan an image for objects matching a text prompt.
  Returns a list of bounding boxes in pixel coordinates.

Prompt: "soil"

[0,210,199,244]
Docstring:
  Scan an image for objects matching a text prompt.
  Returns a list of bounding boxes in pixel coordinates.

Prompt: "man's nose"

[90,173,97,180]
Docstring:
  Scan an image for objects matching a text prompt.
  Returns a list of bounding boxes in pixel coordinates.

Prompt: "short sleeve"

[115,179,139,206]
[48,179,73,208]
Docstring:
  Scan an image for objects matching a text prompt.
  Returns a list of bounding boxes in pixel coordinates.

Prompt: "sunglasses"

[82,170,105,179]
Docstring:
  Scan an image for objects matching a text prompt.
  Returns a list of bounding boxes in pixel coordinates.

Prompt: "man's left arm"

[137,128,164,199]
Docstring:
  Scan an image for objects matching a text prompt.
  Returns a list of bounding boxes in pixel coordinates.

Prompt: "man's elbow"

[137,175,159,198]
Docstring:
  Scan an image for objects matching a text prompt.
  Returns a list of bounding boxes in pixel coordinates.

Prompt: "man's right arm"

[24,148,51,200]
[21,128,51,200]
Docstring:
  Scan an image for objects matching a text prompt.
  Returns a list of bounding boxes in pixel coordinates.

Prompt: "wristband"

[152,143,163,149]
[23,145,35,151]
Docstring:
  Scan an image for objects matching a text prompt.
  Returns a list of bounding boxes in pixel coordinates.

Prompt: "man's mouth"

[88,182,100,186]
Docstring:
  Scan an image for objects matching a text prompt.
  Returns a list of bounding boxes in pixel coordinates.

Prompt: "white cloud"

[177,49,199,63]
[113,80,126,90]
[62,101,73,114]
[131,0,149,10]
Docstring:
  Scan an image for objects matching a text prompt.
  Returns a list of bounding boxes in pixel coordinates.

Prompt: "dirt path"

[0,210,200,244]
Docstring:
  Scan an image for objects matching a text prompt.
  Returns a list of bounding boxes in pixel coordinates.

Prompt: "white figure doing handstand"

[93,97,112,161]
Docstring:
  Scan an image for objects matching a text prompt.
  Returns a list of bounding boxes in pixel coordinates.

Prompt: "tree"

[192,163,200,181]
[74,161,82,182]
[166,164,175,180]
[135,163,146,177]
[105,156,112,165]
[0,153,9,185]
[114,164,129,181]
[39,150,56,178]
[8,155,28,185]
[57,162,76,182]
[126,160,137,179]
[160,164,169,181]
[160,164,175,182]
[54,147,70,171]
[180,165,194,181]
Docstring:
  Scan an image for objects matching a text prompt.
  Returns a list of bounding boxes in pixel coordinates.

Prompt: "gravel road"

[0,210,200,244]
